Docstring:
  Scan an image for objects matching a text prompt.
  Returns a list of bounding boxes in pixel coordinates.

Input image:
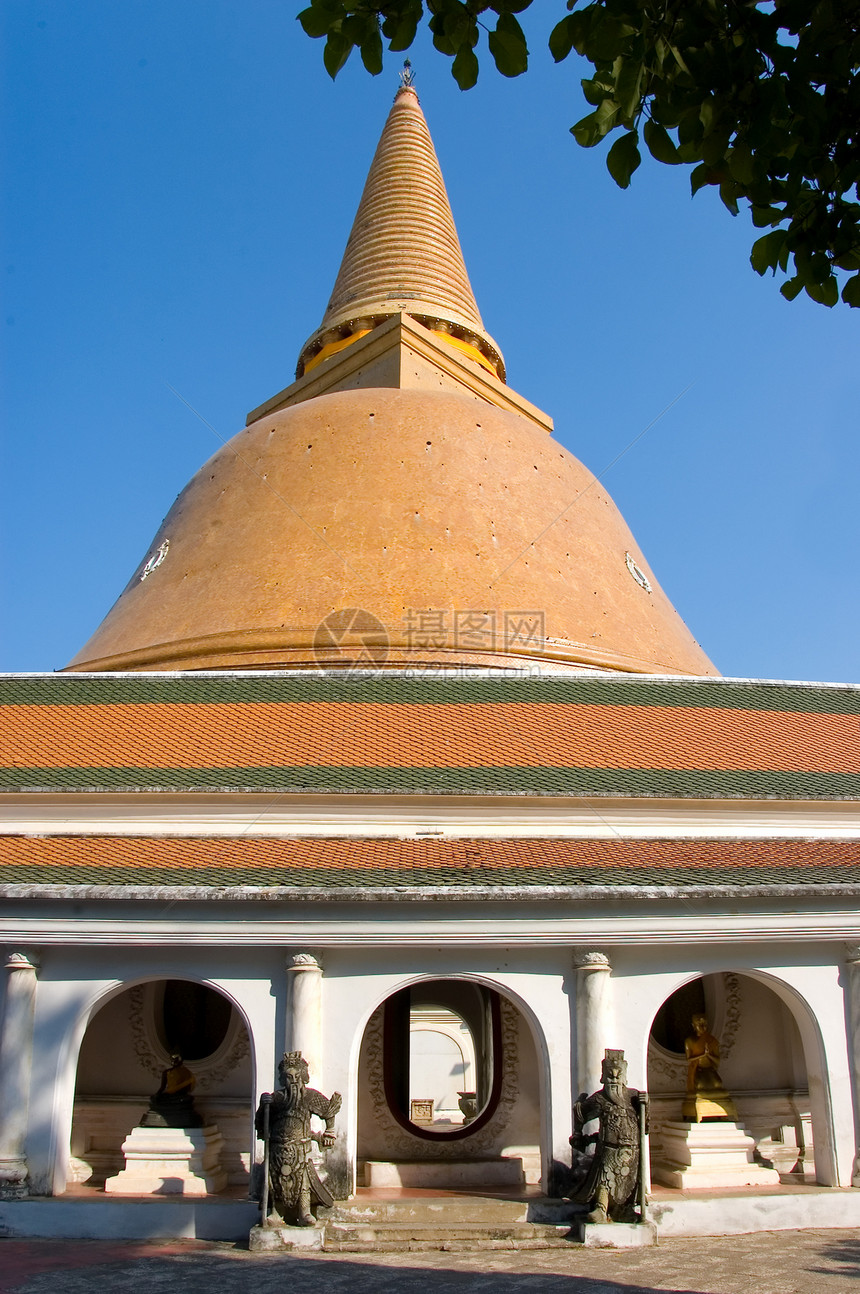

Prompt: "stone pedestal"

[682,1090,738,1122]
[249,1223,325,1251]
[652,1121,781,1189]
[0,952,39,1199]
[104,1125,227,1196]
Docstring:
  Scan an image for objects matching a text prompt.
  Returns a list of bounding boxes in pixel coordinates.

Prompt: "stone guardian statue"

[255,1050,341,1227]
[571,1049,647,1224]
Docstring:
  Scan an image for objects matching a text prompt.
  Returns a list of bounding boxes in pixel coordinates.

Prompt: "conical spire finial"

[297,82,505,381]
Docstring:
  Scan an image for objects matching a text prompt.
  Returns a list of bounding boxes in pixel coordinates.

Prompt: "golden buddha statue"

[682,1013,738,1122]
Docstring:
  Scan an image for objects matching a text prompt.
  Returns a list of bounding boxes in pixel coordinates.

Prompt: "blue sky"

[2,1,858,682]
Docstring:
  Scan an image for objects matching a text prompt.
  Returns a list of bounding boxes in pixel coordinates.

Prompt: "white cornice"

[0,909,857,947]
[2,793,860,839]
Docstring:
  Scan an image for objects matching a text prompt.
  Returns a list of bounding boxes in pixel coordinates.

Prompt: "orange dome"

[68,384,714,675]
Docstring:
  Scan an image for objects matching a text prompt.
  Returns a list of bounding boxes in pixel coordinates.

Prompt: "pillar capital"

[844,943,860,965]
[573,950,611,972]
[287,952,322,972]
[4,951,39,974]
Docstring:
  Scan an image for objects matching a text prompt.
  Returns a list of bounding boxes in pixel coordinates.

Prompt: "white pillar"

[573,950,612,1100]
[845,943,860,1187]
[0,951,39,1198]
[286,952,323,1088]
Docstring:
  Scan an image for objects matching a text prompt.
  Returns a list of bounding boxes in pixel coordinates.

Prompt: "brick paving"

[1,1230,858,1294]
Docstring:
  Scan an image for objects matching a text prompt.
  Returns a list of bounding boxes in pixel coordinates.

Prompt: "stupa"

[1,72,858,1244]
[68,78,715,680]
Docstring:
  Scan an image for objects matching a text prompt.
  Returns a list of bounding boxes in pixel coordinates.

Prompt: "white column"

[0,951,39,1198]
[845,943,860,1187]
[573,950,612,1100]
[286,952,324,1087]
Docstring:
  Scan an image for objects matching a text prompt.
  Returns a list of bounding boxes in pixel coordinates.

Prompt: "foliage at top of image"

[297,0,860,308]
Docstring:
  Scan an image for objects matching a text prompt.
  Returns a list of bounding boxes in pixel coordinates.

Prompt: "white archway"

[48,973,258,1197]
[641,967,840,1186]
[347,970,554,1191]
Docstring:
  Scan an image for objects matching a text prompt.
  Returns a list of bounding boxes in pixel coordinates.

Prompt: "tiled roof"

[1,835,859,889]
[1,672,858,800]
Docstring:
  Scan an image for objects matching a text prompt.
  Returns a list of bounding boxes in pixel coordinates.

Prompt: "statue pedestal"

[577,1221,656,1248]
[652,1121,781,1189]
[104,1124,227,1195]
[249,1223,324,1251]
[682,1091,738,1122]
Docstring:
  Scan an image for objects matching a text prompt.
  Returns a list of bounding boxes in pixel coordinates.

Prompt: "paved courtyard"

[1,1230,858,1294]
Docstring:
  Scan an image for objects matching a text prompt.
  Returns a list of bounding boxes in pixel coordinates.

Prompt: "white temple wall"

[5,927,857,1198]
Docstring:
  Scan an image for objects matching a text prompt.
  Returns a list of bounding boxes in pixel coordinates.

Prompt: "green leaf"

[438,7,471,51]
[382,9,421,52]
[571,110,602,148]
[614,55,644,121]
[606,130,641,189]
[719,179,740,216]
[581,77,610,106]
[341,13,371,43]
[549,16,575,63]
[488,12,529,77]
[751,205,783,228]
[360,29,384,76]
[728,144,757,187]
[690,163,717,195]
[677,111,704,149]
[780,276,804,301]
[643,120,681,165]
[452,44,479,90]
[588,12,636,62]
[750,230,787,276]
[842,274,860,307]
[666,41,691,76]
[804,276,839,307]
[429,13,456,56]
[298,4,341,40]
[323,30,352,79]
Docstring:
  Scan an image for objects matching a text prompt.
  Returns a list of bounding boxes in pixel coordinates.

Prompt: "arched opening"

[647,972,819,1187]
[356,977,544,1189]
[68,979,253,1195]
[384,980,499,1139]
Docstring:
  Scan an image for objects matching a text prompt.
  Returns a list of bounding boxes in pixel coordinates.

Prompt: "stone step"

[325,1238,578,1253]
[363,1159,523,1189]
[324,1221,577,1253]
[325,1197,576,1226]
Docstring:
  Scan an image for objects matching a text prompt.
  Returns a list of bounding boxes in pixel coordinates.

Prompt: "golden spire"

[297,70,505,381]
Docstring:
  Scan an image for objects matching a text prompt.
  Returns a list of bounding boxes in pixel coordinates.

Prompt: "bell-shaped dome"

[68,383,713,675]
